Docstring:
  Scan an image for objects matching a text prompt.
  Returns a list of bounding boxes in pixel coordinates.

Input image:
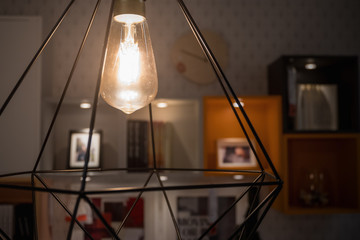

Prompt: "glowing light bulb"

[100,0,158,114]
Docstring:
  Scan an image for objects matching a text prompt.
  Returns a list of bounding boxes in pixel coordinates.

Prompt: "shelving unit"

[276,133,360,214]
[268,55,359,133]
[0,178,33,239]
[0,178,51,239]
[268,55,360,214]
[0,178,32,204]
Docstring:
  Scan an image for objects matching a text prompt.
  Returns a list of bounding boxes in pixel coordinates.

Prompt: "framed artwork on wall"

[216,138,257,169]
[68,130,102,169]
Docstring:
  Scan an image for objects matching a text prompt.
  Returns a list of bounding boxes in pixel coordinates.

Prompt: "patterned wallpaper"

[1,0,360,239]
[1,0,359,100]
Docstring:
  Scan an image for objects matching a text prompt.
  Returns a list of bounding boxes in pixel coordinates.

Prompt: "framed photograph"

[68,130,102,168]
[217,138,257,168]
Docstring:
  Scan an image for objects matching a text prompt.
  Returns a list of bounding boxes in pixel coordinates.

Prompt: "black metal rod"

[176,0,280,176]
[0,168,105,178]
[149,103,158,169]
[32,0,101,172]
[176,0,265,172]
[0,167,271,178]
[0,0,76,116]
[0,183,79,194]
[93,167,264,174]
[34,174,94,240]
[0,171,33,178]
[83,196,121,240]
[67,196,83,240]
[228,186,280,239]
[66,0,103,238]
[235,102,282,180]
[31,174,39,240]
[155,171,182,240]
[198,173,264,239]
[0,179,281,196]
[0,227,11,240]
[237,175,265,240]
[85,181,281,195]
[115,171,154,237]
[244,185,282,240]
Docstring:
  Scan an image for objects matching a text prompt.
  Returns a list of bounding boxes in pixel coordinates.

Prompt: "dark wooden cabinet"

[276,133,360,214]
[268,56,360,214]
[268,56,359,133]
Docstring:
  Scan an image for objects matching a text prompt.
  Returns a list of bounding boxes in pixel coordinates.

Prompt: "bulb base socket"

[114,0,145,18]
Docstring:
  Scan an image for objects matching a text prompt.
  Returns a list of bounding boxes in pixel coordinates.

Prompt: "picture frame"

[217,138,257,168]
[68,130,102,169]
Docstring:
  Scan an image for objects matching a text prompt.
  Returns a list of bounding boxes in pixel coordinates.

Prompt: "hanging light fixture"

[100,0,158,114]
[0,0,282,239]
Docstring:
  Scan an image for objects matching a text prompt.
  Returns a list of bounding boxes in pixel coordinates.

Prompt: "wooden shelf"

[203,96,360,214]
[203,96,282,173]
[268,55,359,132]
[274,133,360,214]
[0,177,52,239]
[0,178,32,204]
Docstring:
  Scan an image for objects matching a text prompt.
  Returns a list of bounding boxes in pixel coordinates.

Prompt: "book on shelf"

[127,120,149,170]
[127,120,172,170]
[0,203,33,239]
[14,203,33,240]
[0,204,14,238]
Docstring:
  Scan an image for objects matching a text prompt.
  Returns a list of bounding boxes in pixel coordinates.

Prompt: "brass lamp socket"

[113,0,145,18]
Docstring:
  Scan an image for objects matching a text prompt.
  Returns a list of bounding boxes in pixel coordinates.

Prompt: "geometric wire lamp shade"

[0,0,282,239]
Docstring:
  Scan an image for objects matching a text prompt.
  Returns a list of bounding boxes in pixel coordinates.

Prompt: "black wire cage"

[0,0,282,239]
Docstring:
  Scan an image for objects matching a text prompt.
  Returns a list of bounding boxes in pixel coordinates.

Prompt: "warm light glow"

[305,63,317,70]
[100,12,158,114]
[233,99,245,108]
[156,102,168,108]
[118,90,139,101]
[80,176,91,182]
[160,175,168,181]
[80,102,91,109]
[233,175,244,180]
[117,26,140,85]
[114,14,145,24]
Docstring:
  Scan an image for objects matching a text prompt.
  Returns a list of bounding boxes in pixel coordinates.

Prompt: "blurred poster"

[85,197,144,240]
[177,196,235,240]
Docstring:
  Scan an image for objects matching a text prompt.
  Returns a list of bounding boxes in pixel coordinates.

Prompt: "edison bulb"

[100,0,158,114]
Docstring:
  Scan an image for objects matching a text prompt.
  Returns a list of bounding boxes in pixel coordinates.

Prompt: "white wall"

[51,99,200,170]
[128,99,201,169]
[2,0,359,101]
[51,100,126,169]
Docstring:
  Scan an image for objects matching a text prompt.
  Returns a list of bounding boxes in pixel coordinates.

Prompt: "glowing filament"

[117,24,140,85]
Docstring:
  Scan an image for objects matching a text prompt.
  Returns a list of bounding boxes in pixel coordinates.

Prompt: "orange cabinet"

[203,96,360,214]
[203,96,282,173]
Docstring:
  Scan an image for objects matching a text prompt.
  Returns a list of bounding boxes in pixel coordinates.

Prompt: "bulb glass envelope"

[100,0,158,114]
